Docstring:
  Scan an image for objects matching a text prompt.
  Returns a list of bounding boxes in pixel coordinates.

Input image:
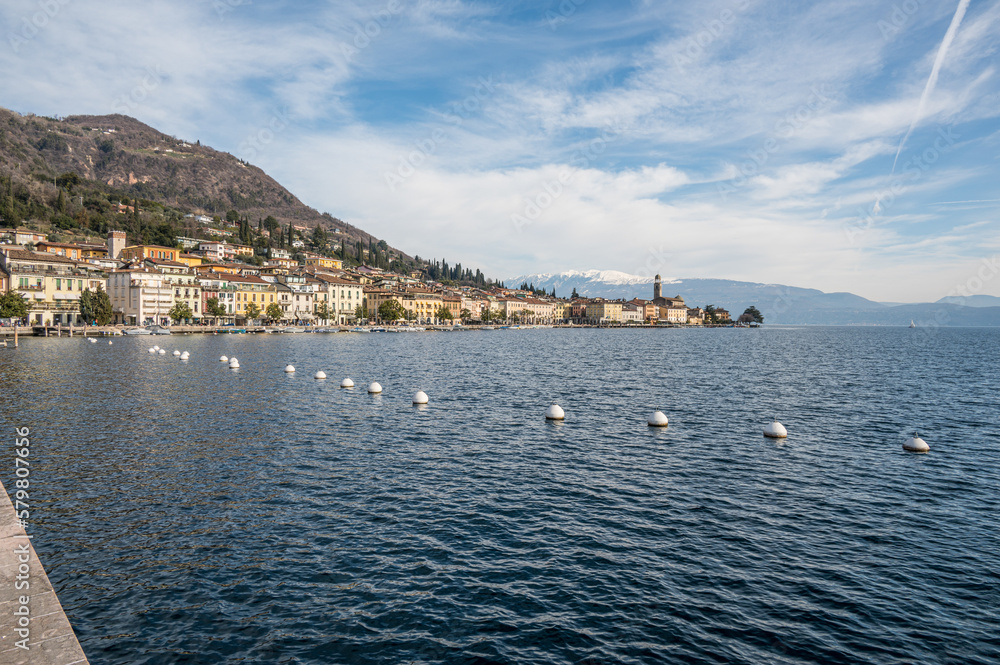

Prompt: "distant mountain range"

[508,270,1000,326]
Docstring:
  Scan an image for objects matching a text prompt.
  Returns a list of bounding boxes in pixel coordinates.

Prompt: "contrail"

[890,0,971,173]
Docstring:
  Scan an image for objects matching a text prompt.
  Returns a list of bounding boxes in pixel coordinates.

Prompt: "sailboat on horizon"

[909,320,916,328]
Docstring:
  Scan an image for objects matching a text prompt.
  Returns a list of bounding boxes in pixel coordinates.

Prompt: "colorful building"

[1,249,106,326]
[121,245,180,263]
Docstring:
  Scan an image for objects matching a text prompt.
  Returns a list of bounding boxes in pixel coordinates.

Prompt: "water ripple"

[1,327,998,664]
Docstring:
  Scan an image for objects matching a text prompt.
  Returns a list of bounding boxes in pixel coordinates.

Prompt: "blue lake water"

[2,327,999,664]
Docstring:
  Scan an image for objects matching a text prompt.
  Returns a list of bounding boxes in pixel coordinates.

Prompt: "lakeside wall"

[0,479,89,665]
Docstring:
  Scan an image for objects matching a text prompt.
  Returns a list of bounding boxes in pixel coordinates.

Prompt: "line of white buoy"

[102,346,931,451]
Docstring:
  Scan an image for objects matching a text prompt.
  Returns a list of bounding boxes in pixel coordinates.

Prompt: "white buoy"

[108,340,113,345]
[763,419,788,439]
[180,351,190,360]
[158,348,166,354]
[148,347,156,353]
[285,364,296,373]
[368,382,382,394]
[648,410,669,427]
[220,355,228,362]
[903,432,929,453]
[545,403,565,420]
[314,371,327,380]
[229,358,240,369]
[340,378,354,388]
[153,345,159,350]
[89,338,97,343]
[413,390,429,405]
[173,350,181,356]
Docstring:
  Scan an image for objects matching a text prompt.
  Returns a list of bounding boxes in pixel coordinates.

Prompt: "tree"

[742,306,764,323]
[436,306,453,321]
[704,304,718,324]
[206,297,227,322]
[245,302,261,322]
[355,304,365,320]
[460,308,472,322]
[311,225,327,248]
[79,287,95,323]
[264,215,280,238]
[0,291,28,320]
[265,302,283,322]
[378,299,406,322]
[169,300,193,323]
[226,210,239,225]
[315,301,330,322]
[93,286,113,325]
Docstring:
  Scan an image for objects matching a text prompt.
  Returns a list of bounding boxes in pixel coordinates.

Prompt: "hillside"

[0,107,392,252]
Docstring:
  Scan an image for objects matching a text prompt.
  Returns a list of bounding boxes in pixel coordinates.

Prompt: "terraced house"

[0,248,106,325]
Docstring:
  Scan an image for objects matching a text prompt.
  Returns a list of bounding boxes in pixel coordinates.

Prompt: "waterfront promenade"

[0,480,88,665]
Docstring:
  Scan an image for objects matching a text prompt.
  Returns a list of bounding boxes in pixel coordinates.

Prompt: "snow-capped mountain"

[505,270,1000,326]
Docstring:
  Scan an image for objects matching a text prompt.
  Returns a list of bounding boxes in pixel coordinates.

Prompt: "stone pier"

[0,480,88,664]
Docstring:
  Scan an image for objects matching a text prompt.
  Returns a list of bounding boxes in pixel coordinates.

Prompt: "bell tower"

[653,274,662,301]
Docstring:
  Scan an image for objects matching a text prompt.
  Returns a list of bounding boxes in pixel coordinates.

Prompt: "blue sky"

[2,0,999,301]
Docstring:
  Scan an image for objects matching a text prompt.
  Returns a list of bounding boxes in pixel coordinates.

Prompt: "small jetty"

[0,480,89,664]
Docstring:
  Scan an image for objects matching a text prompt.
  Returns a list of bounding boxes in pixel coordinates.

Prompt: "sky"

[1,0,999,302]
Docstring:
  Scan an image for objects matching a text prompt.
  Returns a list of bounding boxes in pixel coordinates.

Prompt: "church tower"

[653,274,662,301]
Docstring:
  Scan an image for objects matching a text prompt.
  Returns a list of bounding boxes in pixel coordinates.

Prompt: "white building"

[312,274,363,325]
[108,268,175,326]
[274,274,315,323]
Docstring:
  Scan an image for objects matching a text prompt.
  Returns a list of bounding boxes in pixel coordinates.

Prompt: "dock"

[0,480,89,664]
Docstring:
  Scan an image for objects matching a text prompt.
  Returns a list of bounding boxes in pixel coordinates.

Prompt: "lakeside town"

[0,224,759,332]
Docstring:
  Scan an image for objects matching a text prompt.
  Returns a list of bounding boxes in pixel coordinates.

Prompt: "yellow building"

[586,299,623,323]
[177,253,204,268]
[1,249,106,325]
[35,241,83,261]
[195,263,243,275]
[121,245,180,263]
[552,301,571,321]
[364,287,402,321]
[401,289,444,324]
[223,274,279,321]
[304,256,344,270]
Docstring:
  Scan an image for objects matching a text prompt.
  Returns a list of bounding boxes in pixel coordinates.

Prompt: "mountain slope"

[0,107,386,249]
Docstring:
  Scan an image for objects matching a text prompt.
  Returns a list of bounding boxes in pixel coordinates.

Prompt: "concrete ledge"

[0,480,88,665]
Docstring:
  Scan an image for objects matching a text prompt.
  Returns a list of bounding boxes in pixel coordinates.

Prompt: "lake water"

[2,327,998,664]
